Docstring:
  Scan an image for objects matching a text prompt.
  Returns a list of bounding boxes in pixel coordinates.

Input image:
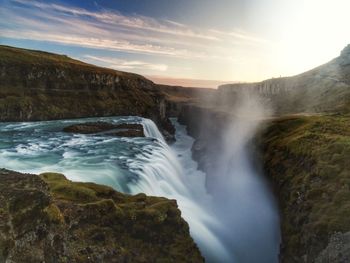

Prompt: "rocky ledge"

[63,122,145,137]
[0,169,203,263]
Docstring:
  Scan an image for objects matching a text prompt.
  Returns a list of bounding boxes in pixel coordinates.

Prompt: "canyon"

[1,44,350,262]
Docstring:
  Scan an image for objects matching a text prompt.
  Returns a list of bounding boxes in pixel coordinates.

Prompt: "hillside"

[218,45,350,115]
[259,115,350,262]
[0,45,173,136]
[161,45,350,118]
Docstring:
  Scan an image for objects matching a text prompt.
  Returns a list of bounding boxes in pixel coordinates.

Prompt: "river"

[0,116,280,262]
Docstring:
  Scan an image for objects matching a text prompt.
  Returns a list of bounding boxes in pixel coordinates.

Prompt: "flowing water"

[0,116,280,262]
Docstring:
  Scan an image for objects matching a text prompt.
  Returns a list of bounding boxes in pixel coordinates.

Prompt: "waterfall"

[141,118,165,142]
[128,118,231,262]
[0,115,280,262]
[137,116,280,262]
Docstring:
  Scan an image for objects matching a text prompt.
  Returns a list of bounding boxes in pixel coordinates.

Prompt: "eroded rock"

[63,122,145,137]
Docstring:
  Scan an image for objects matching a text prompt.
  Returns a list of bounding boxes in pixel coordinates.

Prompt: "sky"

[0,0,349,88]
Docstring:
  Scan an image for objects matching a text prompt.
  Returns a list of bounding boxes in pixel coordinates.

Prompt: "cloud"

[0,28,195,57]
[0,0,273,75]
[10,0,220,41]
[209,29,271,45]
[1,1,222,59]
[83,55,168,71]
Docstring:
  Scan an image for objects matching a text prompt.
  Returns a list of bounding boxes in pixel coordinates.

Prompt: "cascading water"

[134,118,231,262]
[141,118,165,141]
[0,113,280,262]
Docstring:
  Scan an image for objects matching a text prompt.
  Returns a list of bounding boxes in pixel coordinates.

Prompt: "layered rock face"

[63,122,145,137]
[0,169,203,263]
[0,45,172,137]
[178,105,230,192]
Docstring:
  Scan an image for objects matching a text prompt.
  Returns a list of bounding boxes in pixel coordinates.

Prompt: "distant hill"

[218,45,350,114]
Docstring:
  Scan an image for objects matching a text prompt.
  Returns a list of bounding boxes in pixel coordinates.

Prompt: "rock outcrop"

[63,122,145,137]
[0,169,203,263]
[315,232,350,263]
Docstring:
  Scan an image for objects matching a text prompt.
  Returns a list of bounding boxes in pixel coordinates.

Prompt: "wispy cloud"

[209,29,271,45]
[0,29,199,57]
[83,55,168,71]
[1,0,270,60]
[10,0,220,41]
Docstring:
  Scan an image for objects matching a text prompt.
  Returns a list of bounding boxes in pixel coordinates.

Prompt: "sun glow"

[255,0,350,78]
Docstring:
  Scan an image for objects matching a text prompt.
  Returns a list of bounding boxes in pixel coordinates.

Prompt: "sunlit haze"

[1,0,349,87]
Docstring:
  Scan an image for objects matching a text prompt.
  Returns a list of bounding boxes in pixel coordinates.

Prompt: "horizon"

[1,0,349,88]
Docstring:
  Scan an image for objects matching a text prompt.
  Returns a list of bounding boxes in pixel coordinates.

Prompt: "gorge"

[1,44,350,262]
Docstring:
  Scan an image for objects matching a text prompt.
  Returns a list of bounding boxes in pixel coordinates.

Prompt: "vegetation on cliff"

[0,45,167,130]
[0,169,203,263]
[259,114,350,262]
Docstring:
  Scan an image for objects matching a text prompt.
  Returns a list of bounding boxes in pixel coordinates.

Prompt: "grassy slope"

[259,113,350,261]
[0,45,161,122]
[0,45,140,77]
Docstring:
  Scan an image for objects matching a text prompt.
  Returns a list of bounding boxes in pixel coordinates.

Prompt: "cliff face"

[0,45,172,137]
[218,45,350,115]
[178,104,350,262]
[178,105,230,192]
[0,169,203,263]
[258,115,350,262]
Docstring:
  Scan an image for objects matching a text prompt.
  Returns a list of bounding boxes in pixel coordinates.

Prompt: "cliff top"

[0,169,203,262]
[0,45,149,81]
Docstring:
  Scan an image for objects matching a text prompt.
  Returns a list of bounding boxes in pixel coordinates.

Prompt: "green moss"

[260,114,350,260]
[38,171,202,259]
[40,173,98,203]
[44,204,64,224]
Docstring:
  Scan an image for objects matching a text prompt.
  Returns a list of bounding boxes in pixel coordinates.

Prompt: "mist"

[196,90,281,262]
[128,91,281,262]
